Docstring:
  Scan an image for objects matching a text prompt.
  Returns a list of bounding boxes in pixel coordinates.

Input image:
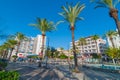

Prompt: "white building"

[33,35,46,55]
[13,35,46,57]
[70,36,106,54]
[107,34,120,48]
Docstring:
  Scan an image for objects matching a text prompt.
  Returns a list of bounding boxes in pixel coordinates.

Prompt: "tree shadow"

[82,67,120,80]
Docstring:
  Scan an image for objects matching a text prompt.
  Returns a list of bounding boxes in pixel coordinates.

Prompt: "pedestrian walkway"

[6,62,85,80]
[57,64,84,80]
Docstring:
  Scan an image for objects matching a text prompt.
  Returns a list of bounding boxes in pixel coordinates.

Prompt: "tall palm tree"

[1,43,9,59]
[29,18,56,58]
[91,35,100,54]
[15,32,27,55]
[59,2,85,71]
[6,39,17,60]
[106,30,118,48]
[78,37,86,54]
[91,0,120,35]
[0,46,6,58]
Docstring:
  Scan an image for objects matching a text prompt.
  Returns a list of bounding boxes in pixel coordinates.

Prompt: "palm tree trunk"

[109,8,120,36]
[110,37,115,48]
[41,34,45,58]
[8,48,14,60]
[14,42,20,61]
[112,58,116,69]
[38,34,45,67]
[71,27,78,71]
[16,42,20,56]
[82,44,84,54]
[3,50,7,59]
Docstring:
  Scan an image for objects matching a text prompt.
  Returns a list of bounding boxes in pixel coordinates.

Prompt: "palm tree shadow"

[28,68,60,80]
[82,67,119,80]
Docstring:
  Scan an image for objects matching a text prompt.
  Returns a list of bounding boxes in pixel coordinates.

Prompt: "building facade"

[13,35,46,57]
[70,36,106,54]
[107,34,120,48]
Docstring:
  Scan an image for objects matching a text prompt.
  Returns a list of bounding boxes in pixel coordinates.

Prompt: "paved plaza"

[6,62,120,80]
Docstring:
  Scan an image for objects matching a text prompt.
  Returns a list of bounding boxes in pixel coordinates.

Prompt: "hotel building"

[70,36,106,54]
[12,35,46,57]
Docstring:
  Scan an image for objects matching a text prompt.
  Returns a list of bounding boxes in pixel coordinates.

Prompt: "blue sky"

[0,0,120,49]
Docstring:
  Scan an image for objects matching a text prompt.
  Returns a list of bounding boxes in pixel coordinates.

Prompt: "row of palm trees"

[0,0,119,72]
[29,0,120,71]
[0,32,27,61]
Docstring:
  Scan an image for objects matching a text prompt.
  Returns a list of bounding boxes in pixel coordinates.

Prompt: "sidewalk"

[6,62,85,80]
[56,64,84,80]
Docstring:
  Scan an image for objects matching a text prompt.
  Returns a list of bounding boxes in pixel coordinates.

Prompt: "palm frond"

[55,21,64,27]
[59,2,85,27]
[106,30,118,37]
[29,18,56,34]
[91,35,100,40]
[93,0,116,9]
[76,17,84,21]
[29,24,38,27]
[61,6,69,14]
[113,0,120,8]
[94,5,107,9]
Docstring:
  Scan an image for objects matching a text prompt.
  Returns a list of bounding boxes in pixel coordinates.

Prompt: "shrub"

[70,56,74,59]
[12,55,18,59]
[0,70,20,80]
[0,61,7,68]
[59,54,68,59]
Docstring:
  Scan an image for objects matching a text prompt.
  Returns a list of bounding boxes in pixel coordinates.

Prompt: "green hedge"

[0,71,20,80]
[0,62,7,68]
[59,54,68,59]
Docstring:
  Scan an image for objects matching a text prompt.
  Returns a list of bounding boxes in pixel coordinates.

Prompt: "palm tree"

[1,43,9,59]
[91,0,120,35]
[105,47,118,65]
[106,30,118,48]
[0,46,6,58]
[78,37,86,54]
[6,39,17,60]
[15,32,27,55]
[59,2,85,71]
[91,35,100,54]
[29,18,56,58]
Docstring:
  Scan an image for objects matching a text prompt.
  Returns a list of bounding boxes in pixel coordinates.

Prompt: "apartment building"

[70,36,106,54]
[13,35,46,57]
